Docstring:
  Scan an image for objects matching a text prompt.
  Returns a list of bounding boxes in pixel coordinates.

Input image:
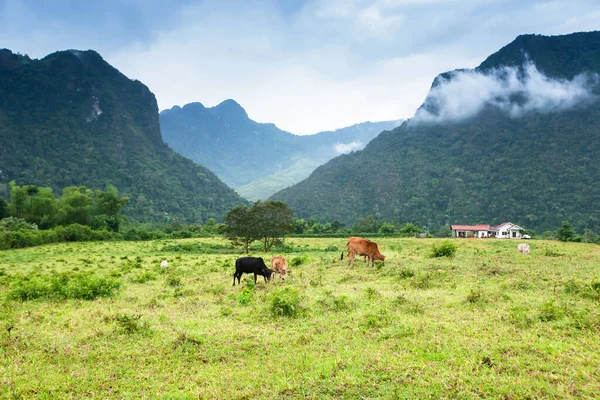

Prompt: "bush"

[114,314,151,335]
[270,287,301,317]
[290,255,309,267]
[8,271,121,301]
[430,240,458,258]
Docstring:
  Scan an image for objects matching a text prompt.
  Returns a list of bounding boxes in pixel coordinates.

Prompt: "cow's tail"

[341,242,350,260]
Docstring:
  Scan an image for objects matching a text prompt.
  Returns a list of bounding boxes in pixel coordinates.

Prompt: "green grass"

[0,237,599,398]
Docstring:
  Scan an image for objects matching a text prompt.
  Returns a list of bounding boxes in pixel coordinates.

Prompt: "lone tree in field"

[223,200,294,252]
[252,200,294,252]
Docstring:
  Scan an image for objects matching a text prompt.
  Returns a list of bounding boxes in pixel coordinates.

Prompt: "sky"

[1,0,599,134]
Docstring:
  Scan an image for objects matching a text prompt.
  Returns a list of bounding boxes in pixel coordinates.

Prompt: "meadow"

[0,237,599,399]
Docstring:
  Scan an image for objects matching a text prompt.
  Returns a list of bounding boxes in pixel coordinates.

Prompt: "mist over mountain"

[159,103,399,200]
[272,32,600,233]
[0,48,245,223]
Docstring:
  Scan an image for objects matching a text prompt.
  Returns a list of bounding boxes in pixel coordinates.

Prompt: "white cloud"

[413,61,599,124]
[334,141,365,153]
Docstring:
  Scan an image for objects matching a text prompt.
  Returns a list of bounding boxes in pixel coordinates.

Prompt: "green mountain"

[271,32,600,233]
[0,49,245,223]
[159,102,399,199]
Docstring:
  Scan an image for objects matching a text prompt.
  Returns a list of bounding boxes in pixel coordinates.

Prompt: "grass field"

[1,237,599,399]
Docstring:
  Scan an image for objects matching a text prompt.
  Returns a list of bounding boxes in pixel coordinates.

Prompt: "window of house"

[512,231,517,237]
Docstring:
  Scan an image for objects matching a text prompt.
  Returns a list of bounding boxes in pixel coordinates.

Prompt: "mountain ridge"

[0,48,246,223]
[271,31,600,233]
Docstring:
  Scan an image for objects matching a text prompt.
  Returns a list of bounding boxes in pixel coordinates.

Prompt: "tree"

[223,205,258,253]
[223,201,294,252]
[398,222,421,237]
[556,221,575,242]
[352,215,380,233]
[294,219,308,234]
[0,197,9,219]
[58,186,94,226]
[251,200,294,252]
[378,222,397,235]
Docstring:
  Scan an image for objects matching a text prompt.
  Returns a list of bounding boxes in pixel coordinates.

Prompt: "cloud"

[334,141,365,153]
[413,61,599,124]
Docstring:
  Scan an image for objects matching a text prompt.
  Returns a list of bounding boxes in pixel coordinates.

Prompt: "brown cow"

[341,237,385,267]
[270,256,291,280]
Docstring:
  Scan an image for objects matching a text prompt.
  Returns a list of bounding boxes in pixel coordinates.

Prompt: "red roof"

[451,224,491,231]
[492,222,511,230]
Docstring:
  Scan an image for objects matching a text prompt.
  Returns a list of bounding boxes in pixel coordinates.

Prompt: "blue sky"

[1,0,599,133]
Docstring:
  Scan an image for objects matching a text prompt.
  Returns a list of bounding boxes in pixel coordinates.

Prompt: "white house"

[451,222,525,239]
[493,222,525,239]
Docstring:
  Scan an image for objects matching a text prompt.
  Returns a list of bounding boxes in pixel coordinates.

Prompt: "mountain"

[0,49,245,223]
[159,102,399,199]
[271,32,600,234]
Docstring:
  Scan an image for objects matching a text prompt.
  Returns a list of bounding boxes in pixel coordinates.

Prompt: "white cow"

[517,243,530,255]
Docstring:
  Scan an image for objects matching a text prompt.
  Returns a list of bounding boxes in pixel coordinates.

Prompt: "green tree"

[58,186,94,226]
[8,181,27,219]
[294,219,308,234]
[583,230,598,244]
[223,205,258,253]
[378,222,397,235]
[251,200,294,252]
[352,215,380,233]
[556,221,576,242]
[92,185,129,232]
[0,197,9,219]
[398,222,421,237]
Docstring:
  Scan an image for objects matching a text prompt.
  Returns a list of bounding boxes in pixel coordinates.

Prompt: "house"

[493,222,525,239]
[451,222,525,239]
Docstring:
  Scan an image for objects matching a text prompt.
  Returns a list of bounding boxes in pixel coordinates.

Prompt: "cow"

[517,243,530,255]
[270,256,291,280]
[341,237,385,267]
[232,257,274,286]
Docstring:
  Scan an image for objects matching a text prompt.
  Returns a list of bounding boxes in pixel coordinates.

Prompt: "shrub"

[430,240,457,258]
[8,271,121,301]
[130,271,157,284]
[114,314,151,335]
[397,267,415,279]
[270,287,301,317]
[290,255,309,267]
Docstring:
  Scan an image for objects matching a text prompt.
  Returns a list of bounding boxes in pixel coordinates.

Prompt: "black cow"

[232,257,274,286]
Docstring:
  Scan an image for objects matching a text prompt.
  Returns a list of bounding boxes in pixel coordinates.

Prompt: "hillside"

[0,49,245,223]
[272,32,600,233]
[159,102,399,199]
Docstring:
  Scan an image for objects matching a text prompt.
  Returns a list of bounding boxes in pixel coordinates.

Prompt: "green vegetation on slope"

[272,32,600,234]
[1,238,598,398]
[0,49,245,223]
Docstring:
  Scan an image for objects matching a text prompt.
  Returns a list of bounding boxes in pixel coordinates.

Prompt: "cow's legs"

[253,273,258,283]
[347,251,355,267]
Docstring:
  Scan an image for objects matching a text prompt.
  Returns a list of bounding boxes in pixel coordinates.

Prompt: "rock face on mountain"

[160,102,399,199]
[0,49,245,223]
[271,32,600,233]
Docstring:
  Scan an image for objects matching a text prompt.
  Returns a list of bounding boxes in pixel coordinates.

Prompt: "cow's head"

[262,268,274,281]
[375,254,386,265]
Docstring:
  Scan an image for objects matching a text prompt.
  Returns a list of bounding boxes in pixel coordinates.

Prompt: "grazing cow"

[517,243,530,255]
[233,257,274,286]
[341,237,385,267]
[271,256,291,280]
